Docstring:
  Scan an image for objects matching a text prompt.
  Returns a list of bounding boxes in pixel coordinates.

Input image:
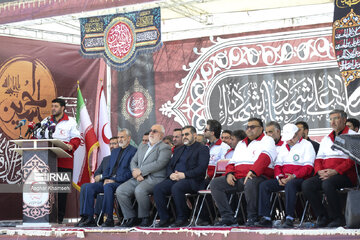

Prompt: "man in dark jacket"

[153,126,210,227]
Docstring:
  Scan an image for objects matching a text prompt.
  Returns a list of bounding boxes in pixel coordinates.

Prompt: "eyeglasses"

[246,125,261,130]
[150,129,159,134]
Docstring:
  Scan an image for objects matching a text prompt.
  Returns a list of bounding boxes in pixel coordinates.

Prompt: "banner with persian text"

[0,36,99,220]
[153,26,360,139]
[333,0,360,97]
[80,7,161,71]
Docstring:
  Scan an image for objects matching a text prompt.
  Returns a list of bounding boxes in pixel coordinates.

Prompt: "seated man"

[77,136,119,226]
[256,123,315,228]
[302,109,357,228]
[221,130,232,147]
[76,129,137,227]
[116,124,172,227]
[295,121,320,154]
[346,118,359,133]
[204,119,230,179]
[210,118,277,226]
[153,126,210,227]
[224,130,246,159]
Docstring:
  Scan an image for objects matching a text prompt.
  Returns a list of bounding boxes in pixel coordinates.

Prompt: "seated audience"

[210,118,277,226]
[221,130,232,147]
[346,118,359,133]
[302,109,357,228]
[224,130,246,160]
[256,123,315,228]
[116,124,172,227]
[153,126,210,227]
[295,121,320,154]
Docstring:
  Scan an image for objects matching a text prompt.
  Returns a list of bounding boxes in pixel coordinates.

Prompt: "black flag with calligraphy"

[333,0,360,97]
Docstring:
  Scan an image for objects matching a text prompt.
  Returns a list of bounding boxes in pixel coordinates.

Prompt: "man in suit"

[116,124,172,227]
[153,126,210,227]
[76,128,137,227]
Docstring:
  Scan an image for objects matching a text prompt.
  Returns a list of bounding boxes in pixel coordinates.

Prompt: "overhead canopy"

[0,0,334,44]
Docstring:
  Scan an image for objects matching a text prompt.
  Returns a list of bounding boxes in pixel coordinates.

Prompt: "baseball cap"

[282,123,299,141]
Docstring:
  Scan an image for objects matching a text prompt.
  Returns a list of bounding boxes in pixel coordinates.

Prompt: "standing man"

[76,129,137,227]
[172,128,183,152]
[256,124,315,228]
[153,126,210,227]
[37,98,81,224]
[302,109,357,228]
[204,120,230,179]
[295,121,320,154]
[116,124,172,227]
[210,118,277,226]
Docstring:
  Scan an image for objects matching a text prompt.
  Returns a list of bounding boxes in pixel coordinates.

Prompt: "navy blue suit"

[153,141,210,221]
[79,145,137,218]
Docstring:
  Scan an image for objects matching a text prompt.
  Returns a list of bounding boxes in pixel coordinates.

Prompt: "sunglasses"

[246,125,261,130]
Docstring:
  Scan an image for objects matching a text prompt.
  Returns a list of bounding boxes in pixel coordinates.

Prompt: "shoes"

[155,219,171,228]
[245,217,258,227]
[214,218,237,226]
[139,217,152,227]
[315,215,330,228]
[196,218,210,226]
[327,218,346,228]
[75,216,87,227]
[121,217,139,227]
[280,218,294,228]
[78,216,96,227]
[95,214,104,226]
[254,217,272,227]
[170,219,190,227]
[101,218,114,227]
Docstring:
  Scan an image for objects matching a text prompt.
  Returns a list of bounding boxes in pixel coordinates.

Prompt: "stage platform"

[1,224,360,239]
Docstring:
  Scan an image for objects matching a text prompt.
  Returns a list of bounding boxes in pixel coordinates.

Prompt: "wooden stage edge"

[1,226,360,239]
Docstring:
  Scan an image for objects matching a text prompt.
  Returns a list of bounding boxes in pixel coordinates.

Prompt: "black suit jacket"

[166,141,210,183]
[94,155,111,177]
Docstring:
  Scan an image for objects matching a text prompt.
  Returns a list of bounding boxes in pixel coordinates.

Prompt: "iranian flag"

[73,86,99,190]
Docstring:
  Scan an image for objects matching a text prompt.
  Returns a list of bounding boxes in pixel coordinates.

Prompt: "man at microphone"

[36,98,81,224]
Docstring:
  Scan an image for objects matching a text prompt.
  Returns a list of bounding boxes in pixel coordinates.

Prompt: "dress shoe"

[245,217,258,227]
[214,218,237,226]
[315,215,330,228]
[75,216,87,227]
[327,218,346,228]
[196,218,210,226]
[101,218,114,227]
[139,217,152,227]
[280,218,294,228]
[78,216,96,227]
[155,219,171,228]
[254,217,272,227]
[170,219,190,227]
[121,217,139,227]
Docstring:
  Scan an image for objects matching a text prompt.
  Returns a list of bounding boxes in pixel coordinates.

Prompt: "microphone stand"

[18,126,23,139]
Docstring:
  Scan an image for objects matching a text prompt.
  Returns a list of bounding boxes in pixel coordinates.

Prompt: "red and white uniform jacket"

[315,126,357,184]
[274,138,315,179]
[37,113,81,169]
[275,138,285,154]
[226,133,277,179]
[207,139,230,178]
[224,148,235,160]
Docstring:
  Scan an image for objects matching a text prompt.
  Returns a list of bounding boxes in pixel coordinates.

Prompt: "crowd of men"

[75,109,359,228]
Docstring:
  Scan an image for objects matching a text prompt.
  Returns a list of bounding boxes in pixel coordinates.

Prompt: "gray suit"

[116,141,171,219]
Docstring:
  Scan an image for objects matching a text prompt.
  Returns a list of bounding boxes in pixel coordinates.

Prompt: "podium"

[11,139,71,227]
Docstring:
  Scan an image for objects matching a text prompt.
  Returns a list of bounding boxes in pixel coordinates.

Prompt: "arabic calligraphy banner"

[0,35,100,220]
[80,7,161,71]
[333,0,360,96]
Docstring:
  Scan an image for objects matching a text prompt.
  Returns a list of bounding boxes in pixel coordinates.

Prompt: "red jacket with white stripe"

[315,126,357,184]
[274,138,315,179]
[207,139,230,178]
[225,133,277,179]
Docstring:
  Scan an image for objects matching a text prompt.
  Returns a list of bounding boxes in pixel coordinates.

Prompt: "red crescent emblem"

[102,123,110,144]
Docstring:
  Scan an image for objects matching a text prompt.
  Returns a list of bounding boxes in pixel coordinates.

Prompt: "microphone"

[32,122,42,132]
[24,122,35,137]
[40,122,50,139]
[14,119,26,130]
[48,123,56,139]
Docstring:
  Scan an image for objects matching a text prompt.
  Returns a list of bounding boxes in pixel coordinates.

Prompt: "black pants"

[210,175,266,220]
[302,174,353,220]
[58,167,72,223]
